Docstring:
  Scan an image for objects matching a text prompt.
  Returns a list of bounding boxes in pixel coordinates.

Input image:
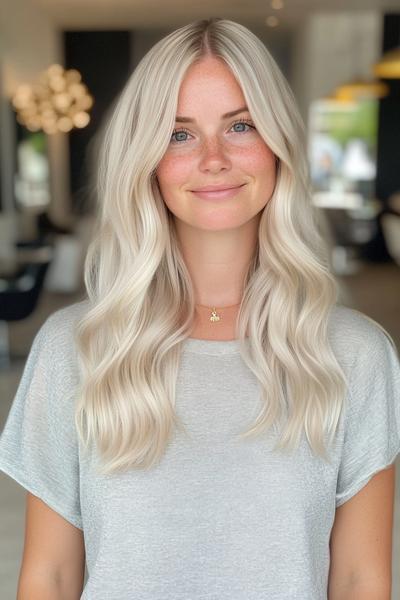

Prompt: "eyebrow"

[175,106,249,123]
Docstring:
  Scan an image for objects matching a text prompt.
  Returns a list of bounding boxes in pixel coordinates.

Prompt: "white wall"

[291,11,382,125]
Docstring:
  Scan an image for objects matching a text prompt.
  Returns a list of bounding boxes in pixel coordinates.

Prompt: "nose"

[198,136,232,174]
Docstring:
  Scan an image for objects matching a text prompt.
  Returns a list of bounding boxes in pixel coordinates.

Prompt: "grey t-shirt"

[0,300,399,599]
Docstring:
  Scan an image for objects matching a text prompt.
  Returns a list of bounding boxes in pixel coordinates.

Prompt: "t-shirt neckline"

[182,337,248,355]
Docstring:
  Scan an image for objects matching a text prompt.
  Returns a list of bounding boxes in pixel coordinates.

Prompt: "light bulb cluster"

[11,64,93,134]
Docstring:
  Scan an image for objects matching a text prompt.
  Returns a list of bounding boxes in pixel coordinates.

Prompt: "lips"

[190,184,246,201]
[191,184,244,192]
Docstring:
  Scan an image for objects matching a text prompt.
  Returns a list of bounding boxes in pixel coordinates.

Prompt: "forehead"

[176,57,246,112]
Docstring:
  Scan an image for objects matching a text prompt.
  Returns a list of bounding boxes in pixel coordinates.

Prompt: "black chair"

[0,256,52,368]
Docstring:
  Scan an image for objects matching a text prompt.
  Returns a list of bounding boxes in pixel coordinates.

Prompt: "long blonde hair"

[75,18,348,475]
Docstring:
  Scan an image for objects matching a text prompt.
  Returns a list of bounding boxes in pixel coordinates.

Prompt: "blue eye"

[170,128,192,143]
[231,119,255,133]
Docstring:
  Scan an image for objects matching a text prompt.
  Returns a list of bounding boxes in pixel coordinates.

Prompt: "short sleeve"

[0,311,82,529]
[336,319,400,507]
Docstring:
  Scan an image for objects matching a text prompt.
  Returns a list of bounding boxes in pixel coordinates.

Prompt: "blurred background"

[0,0,399,597]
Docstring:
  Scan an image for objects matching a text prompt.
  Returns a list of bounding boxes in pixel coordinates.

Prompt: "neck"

[173,215,259,308]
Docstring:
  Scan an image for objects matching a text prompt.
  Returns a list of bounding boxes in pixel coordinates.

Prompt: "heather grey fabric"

[0,300,399,599]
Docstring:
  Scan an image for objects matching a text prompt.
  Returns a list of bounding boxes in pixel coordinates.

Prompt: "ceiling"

[32,0,400,31]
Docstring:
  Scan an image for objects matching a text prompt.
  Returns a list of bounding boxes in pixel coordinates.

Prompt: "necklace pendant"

[210,308,220,322]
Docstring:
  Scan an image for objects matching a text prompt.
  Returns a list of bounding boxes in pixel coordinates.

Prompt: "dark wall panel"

[64,31,132,213]
[376,14,400,205]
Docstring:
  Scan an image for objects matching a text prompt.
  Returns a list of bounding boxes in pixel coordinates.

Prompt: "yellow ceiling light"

[320,93,357,107]
[373,46,400,79]
[334,78,389,102]
[11,63,94,134]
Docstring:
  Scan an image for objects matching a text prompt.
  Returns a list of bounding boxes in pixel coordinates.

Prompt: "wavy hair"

[74,17,349,475]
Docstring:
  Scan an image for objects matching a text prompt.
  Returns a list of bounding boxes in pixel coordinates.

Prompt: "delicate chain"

[195,302,241,309]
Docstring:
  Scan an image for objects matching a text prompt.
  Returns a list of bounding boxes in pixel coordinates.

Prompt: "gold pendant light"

[372,25,400,80]
[373,46,400,79]
[334,77,389,102]
[11,64,93,134]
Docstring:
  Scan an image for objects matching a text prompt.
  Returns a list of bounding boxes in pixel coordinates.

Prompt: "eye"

[230,119,256,133]
[170,127,192,144]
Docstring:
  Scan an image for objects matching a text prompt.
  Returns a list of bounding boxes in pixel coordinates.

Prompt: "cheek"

[243,141,276,175]
[156,154,193,189]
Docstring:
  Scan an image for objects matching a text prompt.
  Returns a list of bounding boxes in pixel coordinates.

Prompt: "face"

[155,56,277,232]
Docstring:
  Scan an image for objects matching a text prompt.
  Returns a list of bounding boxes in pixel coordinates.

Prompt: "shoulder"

[39,299,89,344]
[33,300,89,361]
[327,304,398,371]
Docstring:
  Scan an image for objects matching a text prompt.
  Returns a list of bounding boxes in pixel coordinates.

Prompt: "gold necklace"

[195,302,241,323]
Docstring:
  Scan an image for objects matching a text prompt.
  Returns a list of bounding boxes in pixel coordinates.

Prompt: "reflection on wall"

[307,97,383,274]
[14,127,50,211]
[308,97,379,201]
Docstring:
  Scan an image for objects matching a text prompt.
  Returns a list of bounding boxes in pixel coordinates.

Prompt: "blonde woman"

[1,18,399,600]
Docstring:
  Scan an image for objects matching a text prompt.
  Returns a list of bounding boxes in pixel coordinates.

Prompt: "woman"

[0,18,399,599]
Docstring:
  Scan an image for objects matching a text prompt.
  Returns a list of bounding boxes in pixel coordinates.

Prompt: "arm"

[328,464,395,600]
[17,492,85,599]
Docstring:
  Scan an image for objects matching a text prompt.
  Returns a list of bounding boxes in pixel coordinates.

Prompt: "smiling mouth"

[191,184,245,192]
[190,184,246,201]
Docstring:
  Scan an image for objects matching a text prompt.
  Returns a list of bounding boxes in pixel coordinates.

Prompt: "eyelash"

[170,119,256,143]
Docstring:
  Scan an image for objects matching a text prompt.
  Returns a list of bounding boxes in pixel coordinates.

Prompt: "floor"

[0,261,399,598]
